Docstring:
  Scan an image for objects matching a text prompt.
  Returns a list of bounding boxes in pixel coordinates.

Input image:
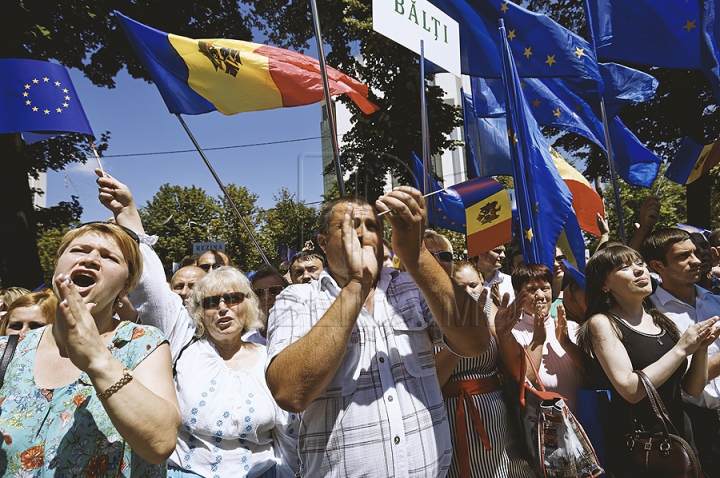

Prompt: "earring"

[116,297,124,308]
[605,293,612,306]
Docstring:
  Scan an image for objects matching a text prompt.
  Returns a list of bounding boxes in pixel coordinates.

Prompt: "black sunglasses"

[431,251,453,263]
[199,263,223,272]
[253,285,285,297]
[81,221,140,244]
[201,291,245,309]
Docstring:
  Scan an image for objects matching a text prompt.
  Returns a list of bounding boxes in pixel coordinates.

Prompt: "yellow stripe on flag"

[687,144,713,184]
[465,189,512,236]
[168,35,284,114]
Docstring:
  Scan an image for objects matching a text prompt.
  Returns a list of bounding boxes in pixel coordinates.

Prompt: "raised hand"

[340,204,379,288]
[95,169,144,234]
[554,304,571,347]
[495,290,527,339]
[376,187,426,272]
[677,317,720,356]
[53,274,110,373]
[490,282,502,307]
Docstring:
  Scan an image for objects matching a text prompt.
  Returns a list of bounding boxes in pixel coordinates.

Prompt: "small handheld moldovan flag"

[665,136,720,185]
[0,59,94,138]
[115,11,378,116]
[446,177,512,258]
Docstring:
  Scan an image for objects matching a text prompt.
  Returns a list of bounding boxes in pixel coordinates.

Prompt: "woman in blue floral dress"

[0,222,181,477]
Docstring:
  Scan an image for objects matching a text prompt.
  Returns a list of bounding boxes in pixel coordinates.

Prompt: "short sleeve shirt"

[266,268,453,478]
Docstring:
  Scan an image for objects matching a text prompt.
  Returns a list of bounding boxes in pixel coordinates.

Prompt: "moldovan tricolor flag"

[665,136,720,185]
[446,177,512,258]
[115,11,379,116]
[549,147,605,237]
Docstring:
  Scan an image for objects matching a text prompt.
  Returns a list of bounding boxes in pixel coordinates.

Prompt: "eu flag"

[468,64,662,188]
[428,0,601,82]
[462,91,512,177]
[499,19,573,270]
[0,59,94,138]
[411,153,466,233]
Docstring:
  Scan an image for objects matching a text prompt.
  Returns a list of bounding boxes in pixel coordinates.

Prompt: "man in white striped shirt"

[266,187,491,477]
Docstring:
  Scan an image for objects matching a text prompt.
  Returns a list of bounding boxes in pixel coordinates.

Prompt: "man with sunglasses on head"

[289,251,325,284]
[197,250,231,272]
[266,187,492,478]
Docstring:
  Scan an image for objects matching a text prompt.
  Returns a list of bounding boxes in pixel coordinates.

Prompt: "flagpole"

[309,0,346,197]
[175,114,271,266]
[583,0,627,245]
[420,40,439,228]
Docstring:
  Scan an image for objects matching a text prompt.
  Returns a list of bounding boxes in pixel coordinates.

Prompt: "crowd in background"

[0,173,719,478]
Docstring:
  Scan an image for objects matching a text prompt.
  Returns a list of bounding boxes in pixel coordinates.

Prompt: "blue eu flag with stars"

[0,59,94,138]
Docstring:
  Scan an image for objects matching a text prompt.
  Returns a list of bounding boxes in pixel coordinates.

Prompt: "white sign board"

[193,241,226,254]
[373,0,461,77]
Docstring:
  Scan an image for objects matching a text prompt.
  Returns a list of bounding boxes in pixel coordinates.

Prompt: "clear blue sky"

[45,68,326,222]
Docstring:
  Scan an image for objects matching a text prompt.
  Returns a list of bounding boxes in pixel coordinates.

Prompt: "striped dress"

[443,334,536,478]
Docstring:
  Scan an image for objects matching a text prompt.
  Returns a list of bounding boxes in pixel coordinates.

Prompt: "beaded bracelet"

[96,367,133,400]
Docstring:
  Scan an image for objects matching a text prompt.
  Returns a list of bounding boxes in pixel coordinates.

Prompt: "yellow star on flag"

[25,100,31,105]
[520,81,527,89]
[573,47,585,58]
[523,47,532,59]
[508,129,519,144]
[32,107,38,112]
[54,81,61,86]
[32,78,39,84]
[24,84,30,89]
[62,102,69,107]
[44,109,50,114]
[532,98,541,107]
[684,20,697,32]
[508,30,516,41]
[501,1,509,13]
[22,92,28,97]
[65,96,70,100]
[56,108,62,113]
[553,108,561,117]
[43,77,49,82]
[62,88,68,93]
[525,228,534,242]
[545,55,556,66]
[532,203,540,213]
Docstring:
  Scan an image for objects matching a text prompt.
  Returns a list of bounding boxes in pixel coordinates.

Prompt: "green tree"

[1,1,253,287]
[139,184,222,274]
[214,184,264,272]
[249,0,462,202]
[260,188,320,269]
[33,196,84,286]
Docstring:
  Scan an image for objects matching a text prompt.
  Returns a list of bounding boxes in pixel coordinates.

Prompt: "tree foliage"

[34,196,84,286]
[260,188,320,269]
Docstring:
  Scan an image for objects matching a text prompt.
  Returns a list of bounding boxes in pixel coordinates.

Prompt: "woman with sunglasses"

[0,222,180,475]
[95,170,299,478]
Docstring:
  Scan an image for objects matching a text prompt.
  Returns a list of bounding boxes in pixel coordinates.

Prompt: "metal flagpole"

[583,0,627,244]
[309,0,346,197]
[420,40,438,228]
[175,114,271,266]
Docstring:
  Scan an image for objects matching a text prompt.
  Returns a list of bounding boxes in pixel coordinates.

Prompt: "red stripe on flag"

[467,218,512,258]
[565,180,604,237]
[258,45,379,115]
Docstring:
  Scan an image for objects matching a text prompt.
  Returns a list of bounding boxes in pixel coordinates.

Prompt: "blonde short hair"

[54,223,142,293]
[423,229,453,253]
[186,266,263,339]
[1,290,57,335]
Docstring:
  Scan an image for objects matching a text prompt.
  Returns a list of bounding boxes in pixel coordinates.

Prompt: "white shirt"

[511,312,583,414]
[651,285,720,409]
[267,268,456,478]
[484,270,515,303]
[129,239,299,477]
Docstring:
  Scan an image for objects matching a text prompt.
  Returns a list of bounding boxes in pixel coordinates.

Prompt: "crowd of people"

[0,171,719,478]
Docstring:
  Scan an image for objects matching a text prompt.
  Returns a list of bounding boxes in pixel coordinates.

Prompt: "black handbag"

[0,334,19,389]
[625,370,701,478]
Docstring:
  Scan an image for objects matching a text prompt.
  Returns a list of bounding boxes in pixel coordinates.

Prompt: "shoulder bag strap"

[634,369,678,436]
[0,335,19,389]
[172,336,199,377]
[523,346,548,391]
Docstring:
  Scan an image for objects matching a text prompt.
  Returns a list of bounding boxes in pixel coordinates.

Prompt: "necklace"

[611,313,666,345]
